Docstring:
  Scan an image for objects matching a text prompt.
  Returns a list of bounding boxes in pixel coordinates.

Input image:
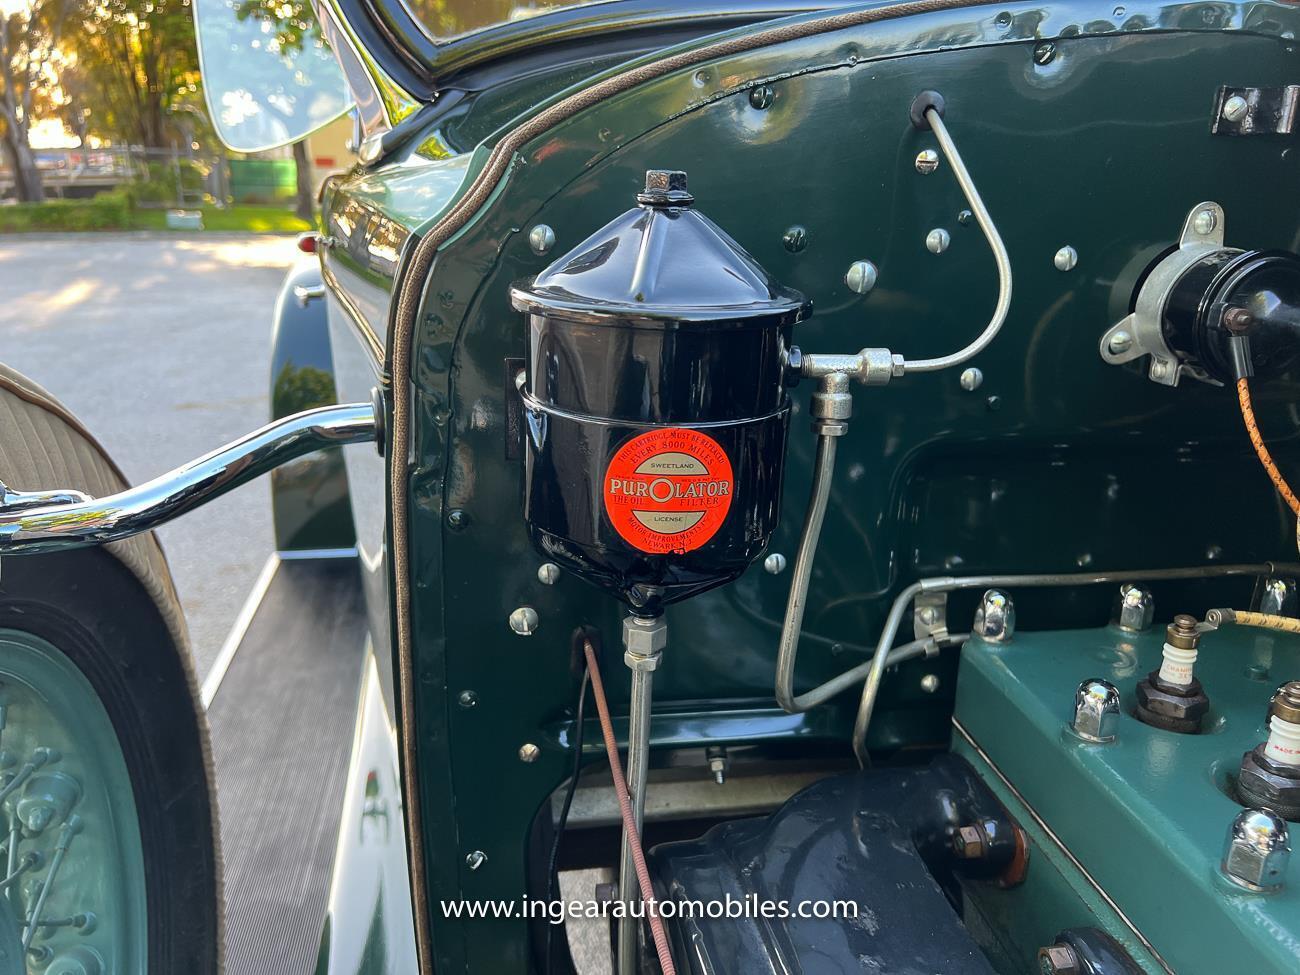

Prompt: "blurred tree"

[1,0,77,201]
[62,0,201,148]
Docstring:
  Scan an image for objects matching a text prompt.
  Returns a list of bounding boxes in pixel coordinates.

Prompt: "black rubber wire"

[546,667,591,975]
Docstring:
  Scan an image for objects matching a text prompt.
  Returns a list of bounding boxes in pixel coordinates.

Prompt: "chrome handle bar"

[0,402,377,554]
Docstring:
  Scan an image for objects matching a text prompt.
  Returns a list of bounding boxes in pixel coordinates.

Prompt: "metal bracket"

[913,591,950,641]
[1099,201,1229,388]
[1212,86,1300,136]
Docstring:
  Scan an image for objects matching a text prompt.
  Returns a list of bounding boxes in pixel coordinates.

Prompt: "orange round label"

[604,428,734,554]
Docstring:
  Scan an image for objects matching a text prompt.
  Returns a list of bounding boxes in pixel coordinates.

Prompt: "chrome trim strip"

[951,718,1176,975]
[0,403,377,554]
[202,554,282,709]
[279,547,361,560]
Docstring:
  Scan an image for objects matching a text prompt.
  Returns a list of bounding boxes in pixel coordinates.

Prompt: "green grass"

[0,192,311,234]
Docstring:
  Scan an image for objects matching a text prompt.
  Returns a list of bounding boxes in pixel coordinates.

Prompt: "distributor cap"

[510,170,810,327]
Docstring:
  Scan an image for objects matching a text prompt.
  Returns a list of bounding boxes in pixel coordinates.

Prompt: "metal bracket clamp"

[1099,201,1228,387]
[912,592,949,641]
[1212,86,1300,137]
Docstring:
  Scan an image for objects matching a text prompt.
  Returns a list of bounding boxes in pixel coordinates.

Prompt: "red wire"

[582,639,677,975]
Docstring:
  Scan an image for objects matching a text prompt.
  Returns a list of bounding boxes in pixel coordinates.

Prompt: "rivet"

[1108,330,1134,355]
[1053,245,1078,271]
[519,743,541,763]
[959,367,984,391]
[537,563,561,585]
[782,226,808,253]
[509,606,539,636]
[528,224,555,255]
[957,209,973,225]
[925,228,950,254]
[465,850,487,870]
[457,690,478,709]
[1192,208,1218,236]
[1033,40,1057,64]
[845,260,878,294]
[1223,94,1249,123]
[764,553,787,575]
[920,674,941,693]
[446,509,468,529]
[914,149,940,174]
[749,85,774,110]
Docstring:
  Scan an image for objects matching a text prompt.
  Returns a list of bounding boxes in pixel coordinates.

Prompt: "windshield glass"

[401,0,591,40]
[193,0,352,153]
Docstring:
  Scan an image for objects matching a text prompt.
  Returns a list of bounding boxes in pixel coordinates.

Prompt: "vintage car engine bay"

[4,0,1300,973]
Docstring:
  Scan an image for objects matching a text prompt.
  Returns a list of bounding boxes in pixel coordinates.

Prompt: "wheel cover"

[0,630,147,974]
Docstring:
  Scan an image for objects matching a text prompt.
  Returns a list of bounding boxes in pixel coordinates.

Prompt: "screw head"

[1033,40,1057,64]
[1053,245,1078,271]
[508,606,539,636]
[457,690,478,709]
[845,260,879,294]
[1150,359,1170,380]
[920,674,941,693]
[537,563,561,585]
[1223,94,1250,123]
[763,553,787,575]
[446,509,468,529]
[528,224,556,255]
[748,85,774,110]
[959,367,984,391]
[914,149,940,174]
[782,225,808,253]
[1107,330,1134,355]
[519,743,541,763]
[1192,208,1218,236]
[465,850,488,870]
[925,228,951,254]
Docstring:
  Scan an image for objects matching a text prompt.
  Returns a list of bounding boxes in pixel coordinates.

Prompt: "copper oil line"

[581,638,677,975]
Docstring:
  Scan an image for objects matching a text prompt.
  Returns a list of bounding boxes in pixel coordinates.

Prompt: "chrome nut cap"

[1222,808,1290,891]
[1071,679,1121,743]
[974,589,1015,643]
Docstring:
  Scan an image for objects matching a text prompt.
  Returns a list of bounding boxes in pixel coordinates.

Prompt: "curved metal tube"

[849,561,1300,765]
[900,108,1012,373]
[774,432,839,712]
[0,403,376,554]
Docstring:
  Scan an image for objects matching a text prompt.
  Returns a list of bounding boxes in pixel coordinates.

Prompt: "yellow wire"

[1224,610,1300,634]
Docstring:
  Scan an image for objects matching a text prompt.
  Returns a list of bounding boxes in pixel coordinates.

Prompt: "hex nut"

[1134,672,1209,734]
[1238,744,1300,821]
[1222,807,1290,891]
[1038,943,1082,975]
[952,825,986,859]
[622,616,668,656]
[1115,583,1155,632]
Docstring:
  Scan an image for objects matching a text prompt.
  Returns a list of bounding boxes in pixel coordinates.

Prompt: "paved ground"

[0,233,298,679]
